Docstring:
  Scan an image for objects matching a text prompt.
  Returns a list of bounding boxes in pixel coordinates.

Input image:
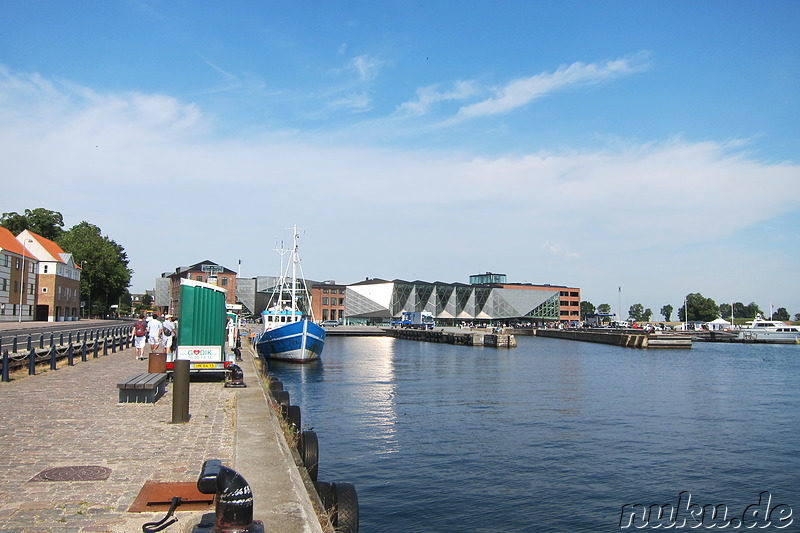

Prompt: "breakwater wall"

[383,328,517,347]
[533,329,692,348]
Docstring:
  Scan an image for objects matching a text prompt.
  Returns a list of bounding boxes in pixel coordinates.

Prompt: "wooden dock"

[531,328,692,348]
[383,327,517,347]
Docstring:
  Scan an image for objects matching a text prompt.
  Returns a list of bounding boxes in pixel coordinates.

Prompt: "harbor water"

[265,335,800,532]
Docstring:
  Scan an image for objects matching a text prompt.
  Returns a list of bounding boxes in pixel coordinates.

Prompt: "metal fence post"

[110,327,116,354]
[68,332,74,366]
[103,328,109,356]
[93,330,99,358]
[2,349,8,382]
[81,331,87,362]
[28,341,36,375]
[49,334,57,370]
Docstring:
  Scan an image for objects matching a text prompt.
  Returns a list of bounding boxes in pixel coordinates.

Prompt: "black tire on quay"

[275,390,290,407]
[315,481,334,511]
[300,430,319,482]
[333,482,359,533]
[287,404,301,431]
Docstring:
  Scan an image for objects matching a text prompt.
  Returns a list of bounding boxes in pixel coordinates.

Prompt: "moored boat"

[255,226,325,362]
[737,315,800,344]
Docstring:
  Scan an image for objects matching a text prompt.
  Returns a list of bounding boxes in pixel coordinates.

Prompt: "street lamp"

[80,261,88,319]
[18,238,33,322]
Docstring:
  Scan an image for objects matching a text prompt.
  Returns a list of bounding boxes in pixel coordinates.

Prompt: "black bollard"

[2,349,8,382]
[192,460,264,533]
[68,332,74,366]
[172,359,190,424]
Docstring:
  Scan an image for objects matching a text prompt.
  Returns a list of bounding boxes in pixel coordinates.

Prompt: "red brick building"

[310,282,346,323]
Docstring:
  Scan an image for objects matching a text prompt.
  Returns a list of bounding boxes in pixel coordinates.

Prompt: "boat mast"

[291,225,298,317]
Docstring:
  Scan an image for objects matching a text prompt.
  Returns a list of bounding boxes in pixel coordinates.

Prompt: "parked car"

[321,320,340,327]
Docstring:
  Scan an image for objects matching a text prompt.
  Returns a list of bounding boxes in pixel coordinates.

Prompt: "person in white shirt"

[161,315,177,354]
[146,314,162,355]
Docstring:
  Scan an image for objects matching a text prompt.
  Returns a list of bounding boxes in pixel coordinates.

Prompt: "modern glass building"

[345,278,579,326]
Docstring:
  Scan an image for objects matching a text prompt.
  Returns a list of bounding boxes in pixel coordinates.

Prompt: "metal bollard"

[224,364,247,388]
[172,359,190,424]
[192,460,264,533]
[2,349,8,382]
[68,332,74,366]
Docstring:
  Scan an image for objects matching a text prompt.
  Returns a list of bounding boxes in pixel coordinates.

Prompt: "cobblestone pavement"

[0,342,236,532]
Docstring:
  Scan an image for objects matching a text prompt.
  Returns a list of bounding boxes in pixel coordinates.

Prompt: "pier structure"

[530,328,692,348]
[383,327,517,347]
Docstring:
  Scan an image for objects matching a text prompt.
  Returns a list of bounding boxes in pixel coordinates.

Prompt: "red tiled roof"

[25,230,68,264]
[0,227,37,259]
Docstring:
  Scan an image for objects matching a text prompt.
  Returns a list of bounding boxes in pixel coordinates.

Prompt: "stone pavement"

[0,326,325,533]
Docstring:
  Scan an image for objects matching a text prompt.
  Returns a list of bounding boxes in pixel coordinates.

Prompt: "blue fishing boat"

[256,226,325,363]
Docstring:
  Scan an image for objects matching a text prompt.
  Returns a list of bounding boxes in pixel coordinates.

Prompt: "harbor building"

[344,275,581,326]
[310,281,346,323]
[18,230,81,321]
[158,260,238,317]
[0,227,38,323]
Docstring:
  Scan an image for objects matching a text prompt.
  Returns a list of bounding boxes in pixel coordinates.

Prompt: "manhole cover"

[31,466,112,482]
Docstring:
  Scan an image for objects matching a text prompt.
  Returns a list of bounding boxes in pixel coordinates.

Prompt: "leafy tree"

[597,303,611,314]
[629,303,645,321]
[0,208,64,241]
[57,221,132,318]
[660,304,673,321]
[642,307,652,322]
[580,301,596,320]
[719,303,732,320]
[773,307,790,321]
[678,293,719,322]
[742,302,762,319]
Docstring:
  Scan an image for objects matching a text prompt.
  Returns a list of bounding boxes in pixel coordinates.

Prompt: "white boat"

[737,315,800,344]
[255,226,325,362]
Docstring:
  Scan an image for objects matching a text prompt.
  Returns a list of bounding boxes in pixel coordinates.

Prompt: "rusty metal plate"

[129,480,215,512]
[30,465,112,482]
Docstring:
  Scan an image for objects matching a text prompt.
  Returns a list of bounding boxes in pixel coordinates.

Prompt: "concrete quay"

[0,323,326,533]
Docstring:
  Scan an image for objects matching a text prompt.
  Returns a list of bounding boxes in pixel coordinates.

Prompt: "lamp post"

[18,239,33,322]
[80,261,88,319]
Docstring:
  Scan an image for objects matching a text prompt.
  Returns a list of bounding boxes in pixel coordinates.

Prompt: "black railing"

[1,326,132,382]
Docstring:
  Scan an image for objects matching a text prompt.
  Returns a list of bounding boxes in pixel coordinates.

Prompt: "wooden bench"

[117,373,168,403]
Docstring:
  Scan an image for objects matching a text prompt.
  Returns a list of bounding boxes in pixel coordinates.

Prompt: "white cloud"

[427,53,648,124]
[1,66,798,312]
[397,80,479,116]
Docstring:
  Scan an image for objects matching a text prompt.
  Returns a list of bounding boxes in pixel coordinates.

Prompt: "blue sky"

[2,1,799,318]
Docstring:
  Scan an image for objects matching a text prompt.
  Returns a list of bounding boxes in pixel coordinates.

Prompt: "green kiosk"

[167,278,235,375]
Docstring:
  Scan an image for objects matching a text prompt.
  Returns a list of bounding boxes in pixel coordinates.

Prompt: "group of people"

[131,313,178,361]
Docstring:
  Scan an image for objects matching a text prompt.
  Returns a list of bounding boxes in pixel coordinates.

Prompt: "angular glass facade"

[346,279,562,325]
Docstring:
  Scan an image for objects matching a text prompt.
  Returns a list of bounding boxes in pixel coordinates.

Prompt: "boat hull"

[737,330,800,344]
[256,319,325,362]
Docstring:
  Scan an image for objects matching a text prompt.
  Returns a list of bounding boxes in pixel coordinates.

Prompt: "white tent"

[707,318,732,330]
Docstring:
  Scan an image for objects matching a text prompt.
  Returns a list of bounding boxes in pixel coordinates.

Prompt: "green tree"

[0,208,64,240]
[57,221,132,318]
[660,304,673,321]
[597,303,611,314]
[773,307,790,321]
[629,303,645,321]
[580,301,596,320]
[642,307,653,322]
[678,293,719,322]
[742,302,762,319]
[719,303,732,320]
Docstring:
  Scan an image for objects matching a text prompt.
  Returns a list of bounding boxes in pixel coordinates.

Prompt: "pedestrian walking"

[131,313,148,360]
[161,314,176,354]
[146,314,162,356]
